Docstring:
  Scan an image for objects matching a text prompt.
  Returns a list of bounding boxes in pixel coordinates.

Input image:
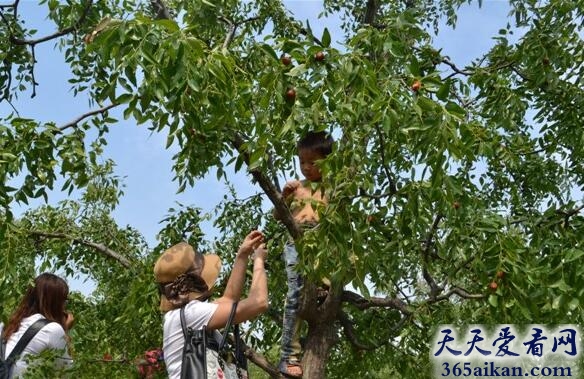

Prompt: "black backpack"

[0,319,51,379]
[180,302,248,379]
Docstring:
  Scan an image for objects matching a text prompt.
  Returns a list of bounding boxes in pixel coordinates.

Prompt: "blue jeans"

[280,242,303,363]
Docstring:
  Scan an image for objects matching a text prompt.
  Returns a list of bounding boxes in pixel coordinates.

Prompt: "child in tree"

[274,131,334,378]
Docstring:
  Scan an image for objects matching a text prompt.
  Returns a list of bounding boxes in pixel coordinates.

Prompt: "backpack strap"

[234,323,247,369]
[179,306,209,379]
[179,307,188,341]
[6,318,51,361]
[1,336,6,360]
[217,302,238,352]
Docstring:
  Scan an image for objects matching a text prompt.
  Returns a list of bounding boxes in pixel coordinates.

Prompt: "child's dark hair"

[297,131,334,156]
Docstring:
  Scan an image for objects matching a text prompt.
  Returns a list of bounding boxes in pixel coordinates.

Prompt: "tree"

[1,0,584,378]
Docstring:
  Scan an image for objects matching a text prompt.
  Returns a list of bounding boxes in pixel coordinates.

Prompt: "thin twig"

[4,98,19,115]
[299,27,323,46]
[422,214,442,260]
[58,103,119,132]
[10,0,93,46]
[374,123,397,195]
[434,286,485,301]
[30,44,36,98]
[446,253,478,287]
[441,57,470,76]
[30,230,132,268]
[339,310,389,351]
[421,214,443,299]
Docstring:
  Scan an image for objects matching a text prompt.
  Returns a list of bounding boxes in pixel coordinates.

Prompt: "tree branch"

[510,204,584,227]
[339,310,409,351]
[443,57,515,80]
[421,214,443,299]
[441,57,471,77]
[446,253,478,286]
[434,286,485,302]
[223,23,237,50]
[374,123,397,196]
[243,345,280,378]
[219,14,261,50]
[338,310,379,350]
[299,27,323,46]
[0,57,12,102]
[10,0,93,46]
[30,44,37,98]
[422,214,442,260]
[342,290,411,315]
[363,0,379,25]
[29,231,132,268]
[230,133,302,240]
[150,0,171,20]
[58,103,120,132]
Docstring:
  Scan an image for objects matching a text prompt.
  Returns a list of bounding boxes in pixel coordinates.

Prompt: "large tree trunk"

[302,318,337,378]
[298,281,342,379]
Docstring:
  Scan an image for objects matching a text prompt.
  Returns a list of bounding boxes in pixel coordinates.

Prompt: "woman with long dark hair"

[0,273,75,377]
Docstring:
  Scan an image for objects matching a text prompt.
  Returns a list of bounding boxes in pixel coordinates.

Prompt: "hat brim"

[159,254,221,312]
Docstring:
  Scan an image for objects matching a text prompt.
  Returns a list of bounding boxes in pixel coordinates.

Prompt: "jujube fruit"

[411,80,422,92]
[281,55,292,66]
[286,88,296,101]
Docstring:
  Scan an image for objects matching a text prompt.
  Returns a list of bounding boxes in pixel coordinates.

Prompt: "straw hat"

[154,242,221,312]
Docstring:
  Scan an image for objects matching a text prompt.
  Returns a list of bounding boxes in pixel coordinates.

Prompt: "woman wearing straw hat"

[154,230,268,379]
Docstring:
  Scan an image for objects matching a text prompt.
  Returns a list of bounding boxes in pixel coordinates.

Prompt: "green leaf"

[321,28,331,48]
[260,43,279,61]
[436,80,450,101]
[115,93,133,104]
[445,101,466,119]
[287,64,308,77]
[154,19,179,32]
[488,294,498,307]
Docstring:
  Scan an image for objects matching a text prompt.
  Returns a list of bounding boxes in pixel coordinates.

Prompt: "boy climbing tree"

[274,131,334,378]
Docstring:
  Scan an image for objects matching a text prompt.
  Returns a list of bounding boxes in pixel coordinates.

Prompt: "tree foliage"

[1,0,583,377]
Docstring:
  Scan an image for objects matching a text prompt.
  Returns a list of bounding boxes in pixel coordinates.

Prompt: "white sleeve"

[37,323,72,367]
[184,301,219,329]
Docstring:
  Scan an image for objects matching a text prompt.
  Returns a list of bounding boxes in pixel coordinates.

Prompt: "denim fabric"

[280,242,303,362]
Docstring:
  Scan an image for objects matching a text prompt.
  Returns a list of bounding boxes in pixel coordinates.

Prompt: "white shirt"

[162,300,219,379]
[0,313,72,377]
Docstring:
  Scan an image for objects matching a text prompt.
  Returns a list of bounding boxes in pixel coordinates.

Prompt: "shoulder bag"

[180,302,249,379]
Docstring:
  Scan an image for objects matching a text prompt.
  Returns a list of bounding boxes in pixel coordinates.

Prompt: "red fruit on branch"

[496,271,505,279]
[286,88,296,102]
[411,80,422,92]
[453,201,461,210]
[314,51,325,62]
[488,282,498,291]
[281,55,292,66]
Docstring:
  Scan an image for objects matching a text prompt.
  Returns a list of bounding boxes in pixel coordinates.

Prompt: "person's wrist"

[236,251,249,260]
[252,255,266,266]
[237,246,252,258]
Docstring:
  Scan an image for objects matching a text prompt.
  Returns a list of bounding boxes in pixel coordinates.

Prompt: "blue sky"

[2,1,513,291]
